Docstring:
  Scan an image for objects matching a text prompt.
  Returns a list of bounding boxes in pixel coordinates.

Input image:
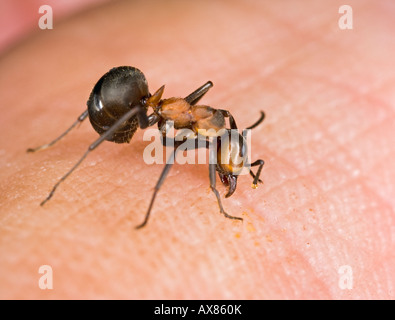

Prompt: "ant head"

[145,85,165,111]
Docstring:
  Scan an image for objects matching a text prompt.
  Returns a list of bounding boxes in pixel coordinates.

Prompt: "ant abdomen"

[87,66,150,143]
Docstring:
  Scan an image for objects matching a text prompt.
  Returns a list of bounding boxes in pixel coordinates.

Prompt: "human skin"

[0,0,394,299]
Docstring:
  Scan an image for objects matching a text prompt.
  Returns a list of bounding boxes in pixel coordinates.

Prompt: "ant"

[28,66,265,229]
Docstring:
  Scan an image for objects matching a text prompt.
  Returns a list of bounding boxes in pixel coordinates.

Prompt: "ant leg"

[40,106,146,206]
[147,113,160,127]
[136,137,210,229]
[156,119,175,148]
[242,111,265,184]
[135,150,176,229]
[157,120,196,148]
[248,159,265,188]
[135,138,182,229]
[184,81,213,106]
[248,170,261,183]
[137,110,149,129]
[217,110,265,132]
[208,142,243,222]
[27,110,89,153]
[218,109,238,129]
[246,111,265,130]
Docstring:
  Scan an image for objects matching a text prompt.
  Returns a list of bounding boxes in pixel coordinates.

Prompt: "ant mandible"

[28,66,265,229]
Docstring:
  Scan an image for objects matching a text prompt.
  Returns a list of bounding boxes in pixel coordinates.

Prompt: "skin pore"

[0,0,394,299]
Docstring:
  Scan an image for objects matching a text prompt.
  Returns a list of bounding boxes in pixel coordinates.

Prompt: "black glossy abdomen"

[87,66,149,143]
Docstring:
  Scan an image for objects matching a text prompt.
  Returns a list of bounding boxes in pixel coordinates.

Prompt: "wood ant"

[28,66,265,229]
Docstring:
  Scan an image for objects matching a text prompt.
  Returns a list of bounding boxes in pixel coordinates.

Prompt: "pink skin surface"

[0,0,394,299]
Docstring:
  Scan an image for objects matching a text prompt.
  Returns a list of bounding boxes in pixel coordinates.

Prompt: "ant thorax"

[157,97,227,137]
